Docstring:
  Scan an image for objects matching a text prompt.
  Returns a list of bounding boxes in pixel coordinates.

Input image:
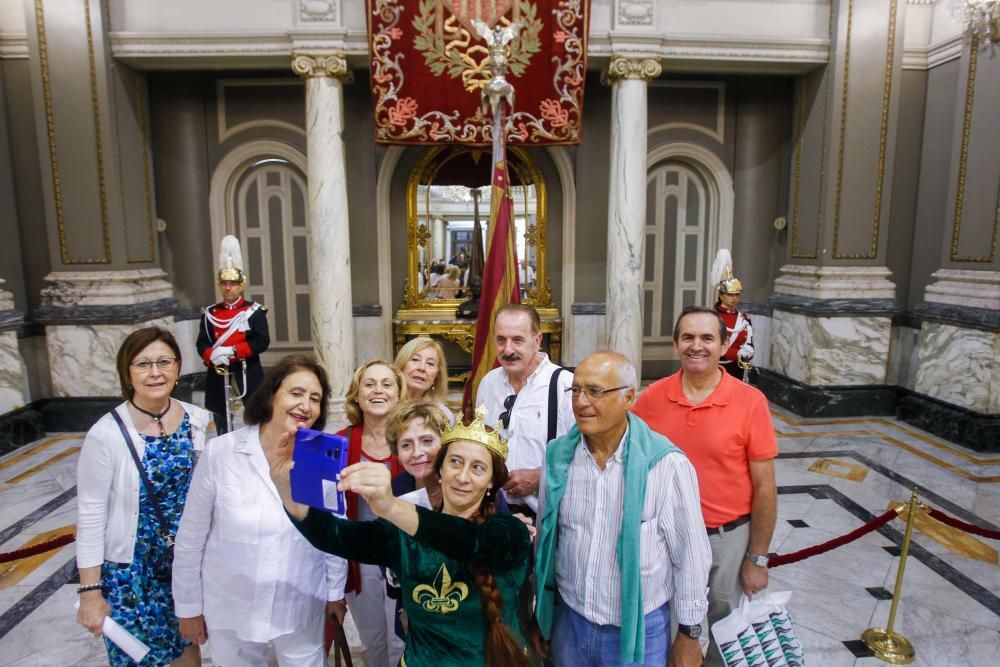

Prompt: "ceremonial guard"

[197,236,270,434]
[711,249,754,382]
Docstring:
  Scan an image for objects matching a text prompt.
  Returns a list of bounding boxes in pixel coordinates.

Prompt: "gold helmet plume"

[440,406,508,460]
[217,235,246,284]
[710,249,743,295]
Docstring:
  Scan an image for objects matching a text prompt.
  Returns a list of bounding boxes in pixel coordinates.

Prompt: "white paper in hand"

[74,601,150,662]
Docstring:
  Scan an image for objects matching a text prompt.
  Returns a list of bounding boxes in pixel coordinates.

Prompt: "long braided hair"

[432,441,529,667]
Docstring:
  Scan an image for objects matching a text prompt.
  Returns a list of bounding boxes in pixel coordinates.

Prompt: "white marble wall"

[569,313,607,366]
[914,321,1000,414]
[771,311,891,386]
[0,330,27,413]
[46,318,173,397]
[39,269,173,306]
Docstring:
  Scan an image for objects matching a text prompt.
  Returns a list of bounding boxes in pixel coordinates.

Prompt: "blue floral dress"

[101,413,195,666]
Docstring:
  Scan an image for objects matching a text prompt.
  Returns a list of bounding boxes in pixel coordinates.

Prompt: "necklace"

[130,399,171,438]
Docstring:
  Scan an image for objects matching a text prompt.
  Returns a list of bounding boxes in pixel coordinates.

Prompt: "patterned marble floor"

[0,407,996,666]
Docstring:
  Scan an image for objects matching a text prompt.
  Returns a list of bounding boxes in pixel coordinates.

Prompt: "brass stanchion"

[862,488,920,664]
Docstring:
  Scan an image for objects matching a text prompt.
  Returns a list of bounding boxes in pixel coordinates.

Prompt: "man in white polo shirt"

[477,303,574,515]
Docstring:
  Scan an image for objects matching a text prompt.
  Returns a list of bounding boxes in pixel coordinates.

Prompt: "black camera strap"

[110,409,175,548]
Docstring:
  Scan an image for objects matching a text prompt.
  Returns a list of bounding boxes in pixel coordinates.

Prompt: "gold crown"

[440,406,508,460]
[717,265,743,295]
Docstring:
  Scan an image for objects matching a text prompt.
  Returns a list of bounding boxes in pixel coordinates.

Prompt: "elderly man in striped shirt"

[533,351,711,667]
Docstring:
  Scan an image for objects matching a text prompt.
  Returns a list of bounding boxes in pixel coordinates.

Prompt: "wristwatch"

[677,623,702,639]
[745,551,769,567]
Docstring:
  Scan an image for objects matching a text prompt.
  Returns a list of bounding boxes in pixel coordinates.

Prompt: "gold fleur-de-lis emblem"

[412,563,469,614]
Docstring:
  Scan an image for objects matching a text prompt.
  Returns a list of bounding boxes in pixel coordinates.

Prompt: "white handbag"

[710,591,804,667]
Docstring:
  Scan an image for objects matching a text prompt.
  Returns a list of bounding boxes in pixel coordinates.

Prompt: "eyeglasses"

[565,385,630,401]
[130,358,178,373]
[498,394,516,430]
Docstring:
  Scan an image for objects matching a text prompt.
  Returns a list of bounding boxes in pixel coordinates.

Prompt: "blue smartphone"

[289,429,349,515]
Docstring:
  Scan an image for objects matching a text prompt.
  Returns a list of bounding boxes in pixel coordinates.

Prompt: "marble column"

[603,56,661,373]
[292,52,356,415]
[431,217,446,264]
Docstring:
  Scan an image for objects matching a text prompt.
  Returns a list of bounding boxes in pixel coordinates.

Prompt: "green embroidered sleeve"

[413,507,531,569]
[291,508,399,568]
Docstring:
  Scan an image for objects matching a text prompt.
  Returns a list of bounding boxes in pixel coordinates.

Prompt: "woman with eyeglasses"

[76,327,211,666]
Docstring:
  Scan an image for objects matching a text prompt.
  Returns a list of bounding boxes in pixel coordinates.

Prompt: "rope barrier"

[768,508,900,568]
[0,533,76,564]
[926,508,1000,541]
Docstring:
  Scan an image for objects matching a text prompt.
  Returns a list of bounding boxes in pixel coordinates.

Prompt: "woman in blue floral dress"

[76,328,211,666]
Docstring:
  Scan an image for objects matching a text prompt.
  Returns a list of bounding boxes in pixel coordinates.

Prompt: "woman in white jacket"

[172,354,345,667]
[76,327,211,666]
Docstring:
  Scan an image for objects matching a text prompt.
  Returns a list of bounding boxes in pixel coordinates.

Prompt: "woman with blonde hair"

[329,359,408,666]
[433,265,462,299]
[393,336,455,425]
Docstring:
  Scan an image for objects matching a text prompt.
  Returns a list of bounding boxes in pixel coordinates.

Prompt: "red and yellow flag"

[463,115,520,416]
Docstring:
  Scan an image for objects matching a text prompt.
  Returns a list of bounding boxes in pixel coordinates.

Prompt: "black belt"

[706,514,750,535]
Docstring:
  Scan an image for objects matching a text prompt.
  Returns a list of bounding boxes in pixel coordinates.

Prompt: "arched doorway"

[209,142,311,362]
[642,143,734,366]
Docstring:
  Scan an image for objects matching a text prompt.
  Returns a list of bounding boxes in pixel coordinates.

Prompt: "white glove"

[738,344,755,361]
[210,346,235,367]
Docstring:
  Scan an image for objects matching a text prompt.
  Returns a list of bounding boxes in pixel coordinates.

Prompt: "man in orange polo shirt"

[633,305,777,667]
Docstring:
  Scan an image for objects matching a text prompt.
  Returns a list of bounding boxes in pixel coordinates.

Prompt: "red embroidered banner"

[368,0,589,146]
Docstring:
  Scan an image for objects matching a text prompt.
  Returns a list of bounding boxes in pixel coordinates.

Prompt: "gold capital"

[605,55,662,82]
[292,52,352,81]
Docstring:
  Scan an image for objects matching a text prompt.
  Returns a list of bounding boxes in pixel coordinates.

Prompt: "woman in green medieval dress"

[267,408,530,667]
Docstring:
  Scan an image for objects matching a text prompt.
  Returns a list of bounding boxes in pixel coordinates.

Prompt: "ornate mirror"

[401,146,553,314]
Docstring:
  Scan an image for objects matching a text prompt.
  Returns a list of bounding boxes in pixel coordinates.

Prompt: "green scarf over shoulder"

[534,413,680,664]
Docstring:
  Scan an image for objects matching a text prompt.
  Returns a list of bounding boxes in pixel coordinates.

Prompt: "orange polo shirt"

[632,369,777,528]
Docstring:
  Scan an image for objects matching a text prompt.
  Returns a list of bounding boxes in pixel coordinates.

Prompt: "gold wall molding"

[34,0,112,265]
[605,55,662,81]
[831,0,898,261]
[291,51,352,81]
[949,35,999,263]
[84,0,112,263]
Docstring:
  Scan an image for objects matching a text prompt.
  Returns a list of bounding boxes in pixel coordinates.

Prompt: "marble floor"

[0,407,997,666]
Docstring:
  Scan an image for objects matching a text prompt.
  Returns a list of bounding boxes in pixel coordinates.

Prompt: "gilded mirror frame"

[401,145,553,314]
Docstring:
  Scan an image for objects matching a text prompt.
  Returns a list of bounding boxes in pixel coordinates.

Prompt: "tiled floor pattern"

[0,406,996,665]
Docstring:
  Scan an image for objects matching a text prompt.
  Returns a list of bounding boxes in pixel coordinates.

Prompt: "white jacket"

[75,400,211,569]
[172,425,346,643]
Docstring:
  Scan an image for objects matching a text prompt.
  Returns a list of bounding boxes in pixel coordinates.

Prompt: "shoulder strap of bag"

[547,367,565,443]
[110,409,174,546]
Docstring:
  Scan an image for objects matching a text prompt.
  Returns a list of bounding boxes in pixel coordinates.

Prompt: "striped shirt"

[542,428,711,626]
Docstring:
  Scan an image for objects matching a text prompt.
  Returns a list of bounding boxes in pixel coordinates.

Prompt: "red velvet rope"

[0,533,76,564]
[768,508,899,568]
[927,508,1000,541]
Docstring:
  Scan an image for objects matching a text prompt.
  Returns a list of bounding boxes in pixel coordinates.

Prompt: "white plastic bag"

[710,591,804,667]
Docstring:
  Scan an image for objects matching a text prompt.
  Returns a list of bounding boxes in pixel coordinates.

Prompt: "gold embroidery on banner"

[412,563,469,613]
[412,0,543,93]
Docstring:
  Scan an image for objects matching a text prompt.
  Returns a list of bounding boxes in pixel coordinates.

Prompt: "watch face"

[679,624,702,639]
